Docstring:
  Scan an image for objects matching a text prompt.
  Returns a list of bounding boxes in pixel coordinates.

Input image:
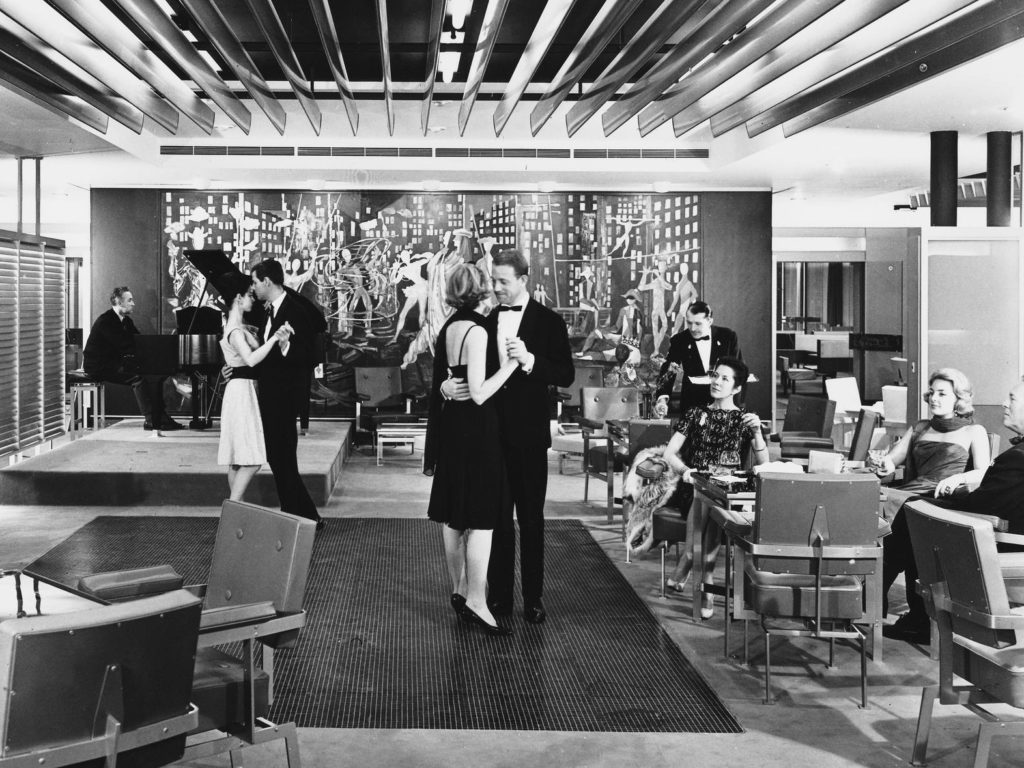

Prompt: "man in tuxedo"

[83,286,183,431]
[443,249,574,624]
[882,378,1024,643]
[250,259,323,528]
[652,301,741,418]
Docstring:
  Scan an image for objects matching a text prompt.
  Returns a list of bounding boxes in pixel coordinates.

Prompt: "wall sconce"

[447,0,472,30]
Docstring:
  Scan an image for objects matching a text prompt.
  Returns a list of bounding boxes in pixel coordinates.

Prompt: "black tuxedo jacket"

[486,299,574,450]
[655,325,741,409]
[83,309,139,379]
[935,441,1024,534]
[256,293,318,372]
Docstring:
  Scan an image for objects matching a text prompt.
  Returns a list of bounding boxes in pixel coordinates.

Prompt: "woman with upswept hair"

[872,367,991,643]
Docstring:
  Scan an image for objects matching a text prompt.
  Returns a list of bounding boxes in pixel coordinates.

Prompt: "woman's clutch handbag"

[636,457,667,480]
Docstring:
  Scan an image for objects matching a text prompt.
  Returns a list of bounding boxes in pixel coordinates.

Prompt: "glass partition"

[776,261,863,333]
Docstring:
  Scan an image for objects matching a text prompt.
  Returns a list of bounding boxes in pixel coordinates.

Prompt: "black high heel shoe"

[462,606,513,636]
[450,593,467,617]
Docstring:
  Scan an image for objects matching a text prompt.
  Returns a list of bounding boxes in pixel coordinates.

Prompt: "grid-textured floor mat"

[27,516,741,733]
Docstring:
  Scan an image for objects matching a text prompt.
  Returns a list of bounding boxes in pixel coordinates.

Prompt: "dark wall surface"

[90,189,164,333]
[700,192,773,418]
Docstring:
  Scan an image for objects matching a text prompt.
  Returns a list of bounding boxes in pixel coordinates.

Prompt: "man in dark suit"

[882,378,1024,643]
[250,259,323,528]
[652,301,741,418]
[443,249,574,624]
[83,285,183,431]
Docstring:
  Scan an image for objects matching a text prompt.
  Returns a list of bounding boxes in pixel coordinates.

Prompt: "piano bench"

[68,379,106,439]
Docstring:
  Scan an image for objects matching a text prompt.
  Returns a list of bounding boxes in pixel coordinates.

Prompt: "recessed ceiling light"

[427,126,447,134]
[652,181,671,194]
[422,180,442,191]
[537,181,556,193]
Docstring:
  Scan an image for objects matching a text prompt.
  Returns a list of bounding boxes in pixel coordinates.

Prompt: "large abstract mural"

[161,190,703,415]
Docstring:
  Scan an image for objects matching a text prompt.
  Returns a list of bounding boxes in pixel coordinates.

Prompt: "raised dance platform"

[0,419,351,507]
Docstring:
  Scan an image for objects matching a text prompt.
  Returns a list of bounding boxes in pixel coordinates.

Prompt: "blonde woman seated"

[632,357,768,619]
[869,367,990,522]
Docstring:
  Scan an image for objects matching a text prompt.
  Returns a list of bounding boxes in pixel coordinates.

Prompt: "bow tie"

[497,305,522,312]
[693,335,710,342]
[1011,435,1024,446]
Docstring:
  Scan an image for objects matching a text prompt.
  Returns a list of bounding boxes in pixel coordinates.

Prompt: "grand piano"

[133,306,223,429]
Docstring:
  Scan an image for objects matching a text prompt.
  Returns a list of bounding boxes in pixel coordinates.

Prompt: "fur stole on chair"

[623,444,681,558]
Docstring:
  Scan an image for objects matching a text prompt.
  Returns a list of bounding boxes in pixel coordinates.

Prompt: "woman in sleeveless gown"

[648,357,769,618]
[217,272,291,501]
[873,368,991,642]
[423,263,519,636]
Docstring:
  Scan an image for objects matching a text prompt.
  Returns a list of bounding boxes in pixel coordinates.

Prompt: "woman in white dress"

[218,273,291,500]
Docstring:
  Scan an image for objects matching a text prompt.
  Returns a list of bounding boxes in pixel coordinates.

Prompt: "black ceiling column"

[986,130,1012,226]
[930,130,958,226]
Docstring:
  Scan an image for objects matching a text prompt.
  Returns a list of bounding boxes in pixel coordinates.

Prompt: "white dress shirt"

[497,294,531,370]
[695,336,712,373]
[265,292,290,356]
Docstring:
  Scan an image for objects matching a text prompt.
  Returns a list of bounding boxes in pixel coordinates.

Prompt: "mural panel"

[160,190,703,416]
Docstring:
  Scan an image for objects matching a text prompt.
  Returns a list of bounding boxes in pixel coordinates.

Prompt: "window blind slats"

[0,238,65,455]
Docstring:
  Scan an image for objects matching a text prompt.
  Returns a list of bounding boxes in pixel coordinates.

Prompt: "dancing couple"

[424,249,573,636]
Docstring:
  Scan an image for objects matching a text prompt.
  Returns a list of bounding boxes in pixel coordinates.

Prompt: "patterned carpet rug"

[27,516,741,733]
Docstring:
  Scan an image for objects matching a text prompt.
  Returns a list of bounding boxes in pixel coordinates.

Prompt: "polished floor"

[1,430,1021,767]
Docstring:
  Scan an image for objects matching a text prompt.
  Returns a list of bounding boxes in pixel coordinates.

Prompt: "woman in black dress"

[656,357,768,617]
[424,263,518,636]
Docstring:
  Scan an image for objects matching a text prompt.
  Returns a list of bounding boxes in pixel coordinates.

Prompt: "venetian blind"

[0,234,66,456]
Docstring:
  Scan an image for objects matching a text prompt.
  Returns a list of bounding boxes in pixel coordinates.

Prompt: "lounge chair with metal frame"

[0,590,202,768]
[77,500,316,768]
[905,500,1024,768]
[578,386,640,521]
[740,472,882,707]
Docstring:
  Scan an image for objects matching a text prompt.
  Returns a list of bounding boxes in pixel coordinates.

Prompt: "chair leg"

[584,465,590,502]
[660,545,666,598]
[860,633,868,709]
[829,636,835,668]
[606,469,614,524]
[911,685,939,766]
[763,628,774,705]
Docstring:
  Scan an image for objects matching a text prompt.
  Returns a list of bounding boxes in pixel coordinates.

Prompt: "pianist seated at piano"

[83,286,185,431]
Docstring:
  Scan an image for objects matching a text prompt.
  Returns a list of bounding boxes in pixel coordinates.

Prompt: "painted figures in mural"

[160,191,703,415]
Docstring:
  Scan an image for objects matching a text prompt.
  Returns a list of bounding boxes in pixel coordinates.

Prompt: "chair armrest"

[76,565,184,602]
[554,391,571,402]
[355,393,371,402]
[197,609,307,648]
[200,601,278,631]
[577,417,604,431]
[745,542,882,559]
[995,531,1024,546]
[974,513,1010,532]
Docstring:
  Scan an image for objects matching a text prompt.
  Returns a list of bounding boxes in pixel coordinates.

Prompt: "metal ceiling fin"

[600,0,773,137]
[458,0,513,136]
[530,0,644,136]
[0,55,109,133]
[493,0,578,137]
[107,0,251,134]
[242,0,322,135]
[565,0,717,137]
[420,0,445,136]
[637,0,846,137]
[706,0,975,138]
[0,0,178,133]
[670,0,910,137]
[177,0,285,134]
[781,9,1024,139]
[41,0,213,133]
[0,22,143,133]
[748,0,1024,138]
[308,0,359,135]
[373,0,394,135]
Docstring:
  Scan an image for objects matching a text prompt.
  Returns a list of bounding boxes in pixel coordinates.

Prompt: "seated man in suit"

[882,377,1024,643]
[83,286,183,431]
[652,301,741,418]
